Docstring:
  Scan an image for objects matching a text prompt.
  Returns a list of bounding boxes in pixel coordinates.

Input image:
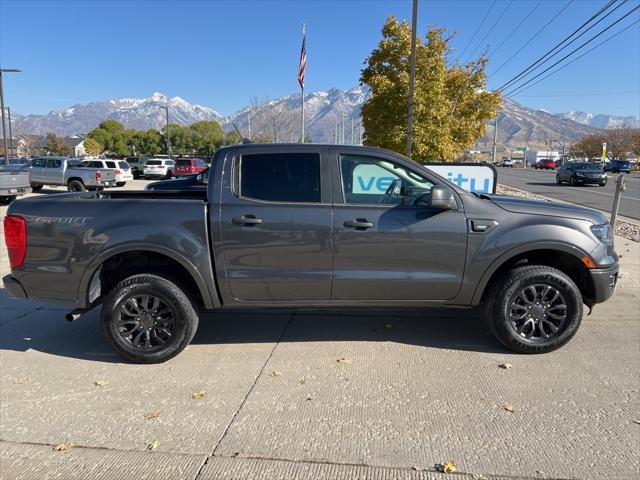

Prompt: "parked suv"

[174,158,208,177]
[604,160,631,174]
[84,159,133,186]
[125,156,149,179]
[143,159,175,179]
[556,162,607,186]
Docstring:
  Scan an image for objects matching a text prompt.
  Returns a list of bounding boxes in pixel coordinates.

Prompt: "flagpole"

[300,23,305,143]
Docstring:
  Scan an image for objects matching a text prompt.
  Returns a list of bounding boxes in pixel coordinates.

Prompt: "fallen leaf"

[472,474,488,480]
[15,377,28,385]
[271,370,282,377]
[298,377,305,384]
[305,395,313,401]
[536,470,545,475]
[435,460,456,474]
[337,357,352,364]
[146,440,160,450]
[231,451,240,457]
[633,420,640,425]
[53,442,74,452]
[191,390,207,399]
[499,363,513,369]
[145,410,161,420]
[411,465,426,471]
[504,404,515,413]
[94,380,109,387]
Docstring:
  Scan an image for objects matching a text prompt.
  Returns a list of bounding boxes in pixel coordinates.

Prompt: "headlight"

[576,172,585,177]
[590,223,613,244]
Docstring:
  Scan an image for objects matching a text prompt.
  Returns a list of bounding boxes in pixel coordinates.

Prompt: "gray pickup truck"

[0,170,32,202]
[3,144,618,363]
[22,157,116,192]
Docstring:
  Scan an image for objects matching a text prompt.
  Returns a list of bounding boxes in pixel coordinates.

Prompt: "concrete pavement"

[1,181,639,480]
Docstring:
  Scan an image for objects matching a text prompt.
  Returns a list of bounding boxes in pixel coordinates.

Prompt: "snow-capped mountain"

[557,111,640,129]
[9,89,638,149]
[12,92,221,136]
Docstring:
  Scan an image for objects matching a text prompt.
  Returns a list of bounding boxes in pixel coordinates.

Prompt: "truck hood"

[488,195,607,224]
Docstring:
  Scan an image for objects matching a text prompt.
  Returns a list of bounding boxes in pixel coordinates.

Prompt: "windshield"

[573,163,601,170]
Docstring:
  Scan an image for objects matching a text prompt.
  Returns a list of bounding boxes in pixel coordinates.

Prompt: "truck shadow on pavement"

[0,295,508,362]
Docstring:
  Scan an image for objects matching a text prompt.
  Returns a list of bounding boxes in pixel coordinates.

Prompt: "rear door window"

[240,153,321,203]
[46,159,62,168]
[105,161,116,168]
[118,161,130,169]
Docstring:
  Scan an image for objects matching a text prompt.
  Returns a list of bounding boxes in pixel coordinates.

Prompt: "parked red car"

[173,158,208,177]
[535,159,558,170]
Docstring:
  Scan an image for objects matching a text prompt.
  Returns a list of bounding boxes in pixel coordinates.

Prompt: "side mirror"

[430,185,457,210]
[196,173,204,184]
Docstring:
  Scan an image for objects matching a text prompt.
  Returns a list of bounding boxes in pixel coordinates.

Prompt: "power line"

[489,0,543,57]
[489,0,574,79]
[504,7,640,97]
[465,0,514,63]
[498,0,619,91]
[520,89,640,98]
[456,0,496,63]
[506,18,640,97]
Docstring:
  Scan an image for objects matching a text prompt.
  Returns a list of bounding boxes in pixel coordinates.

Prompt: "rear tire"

[101,274,199,364]
[556,175,562,184]
[31,184,43,192]
[116,182,126,187]
[67,180,86,192]
[484,265,583,354]
[569,176,576,186]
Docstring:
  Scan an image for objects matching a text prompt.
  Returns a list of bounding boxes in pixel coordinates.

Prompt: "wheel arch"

[79,244,219,309]
[473,243,596,307]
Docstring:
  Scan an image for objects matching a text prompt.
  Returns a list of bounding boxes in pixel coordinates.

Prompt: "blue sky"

[1,0,638,117]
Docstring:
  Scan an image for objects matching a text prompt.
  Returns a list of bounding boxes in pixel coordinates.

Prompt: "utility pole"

[0,68,21,165]
[335,122,338,143]
[351,117,354,145]
[7,107,13,157]
[491,115,498,164]
[248,111,251,140]
[159,104,172,158]
[406,0,418,159]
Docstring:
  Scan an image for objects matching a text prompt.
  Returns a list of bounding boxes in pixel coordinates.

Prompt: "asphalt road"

[496,168,640,220]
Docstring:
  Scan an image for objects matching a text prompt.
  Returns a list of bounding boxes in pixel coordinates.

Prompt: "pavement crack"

[192,312,295,479]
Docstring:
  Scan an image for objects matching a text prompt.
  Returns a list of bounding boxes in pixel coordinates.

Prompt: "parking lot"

[497,168,640,220]
[1,180,639,480]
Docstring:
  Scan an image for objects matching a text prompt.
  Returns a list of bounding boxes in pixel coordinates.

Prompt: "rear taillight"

[4,215,27,268]
[115,169,121,175]
[95,171,101,180]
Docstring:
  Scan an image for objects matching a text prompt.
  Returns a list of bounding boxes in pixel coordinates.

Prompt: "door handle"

[344,218,374,230]
[232,215,263,226]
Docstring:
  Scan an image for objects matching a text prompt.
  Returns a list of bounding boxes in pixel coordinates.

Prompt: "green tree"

[224,130,242,145]
[163,124,193,156]
[83,137,102,156]
[87,120,129,156]
[303,132,313,143]
[360,17,501,161]
[131,129,163,156]
[190,120,224,155]
[45,133,71,156]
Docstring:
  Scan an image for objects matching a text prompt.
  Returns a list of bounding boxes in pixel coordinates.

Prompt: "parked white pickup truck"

[23,157,116,192]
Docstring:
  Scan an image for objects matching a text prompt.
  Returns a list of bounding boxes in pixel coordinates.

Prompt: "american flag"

[297,26,307,89]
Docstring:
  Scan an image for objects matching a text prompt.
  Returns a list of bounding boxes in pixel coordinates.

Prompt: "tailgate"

[0,171,30,189]
[98,169,116,182]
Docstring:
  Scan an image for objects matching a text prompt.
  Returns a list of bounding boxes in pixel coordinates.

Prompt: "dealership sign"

[352,162,497,196]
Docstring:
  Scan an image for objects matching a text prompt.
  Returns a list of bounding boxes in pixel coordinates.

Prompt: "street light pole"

[406,0,418,159]
[491,115,498,164]
[159,104,172,159]
[6,107,13,157]
[0,68,22,165]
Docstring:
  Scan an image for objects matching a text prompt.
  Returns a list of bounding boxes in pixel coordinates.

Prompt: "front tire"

[484,265,583,354]
[569,176,576,186]
[101,274,199,363]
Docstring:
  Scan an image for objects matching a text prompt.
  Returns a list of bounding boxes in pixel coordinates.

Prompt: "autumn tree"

[360,17,501,161]
[572,128,639,160]
[44,133,71,156]
[83,137,102,156]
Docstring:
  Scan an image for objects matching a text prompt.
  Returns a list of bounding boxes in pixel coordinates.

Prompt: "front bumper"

[589,264,619,303]
[575,176,607,184]
[2,275,27,299]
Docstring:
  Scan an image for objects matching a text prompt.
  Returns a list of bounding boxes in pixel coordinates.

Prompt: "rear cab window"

[240,152,321,203]
[146,160,162,165]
